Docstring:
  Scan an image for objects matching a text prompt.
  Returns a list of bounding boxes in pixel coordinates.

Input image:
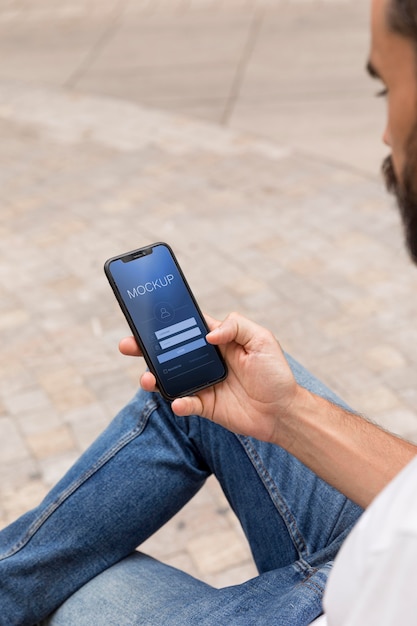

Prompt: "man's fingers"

[119,336,142,357]
[206,312,258,349]
[140,371,158,392]
[171,395,204,417]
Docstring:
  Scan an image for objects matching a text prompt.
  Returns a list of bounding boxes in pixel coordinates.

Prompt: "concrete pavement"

[1,0,416,594]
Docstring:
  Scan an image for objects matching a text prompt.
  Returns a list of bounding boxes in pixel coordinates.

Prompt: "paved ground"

[1,0,417,598]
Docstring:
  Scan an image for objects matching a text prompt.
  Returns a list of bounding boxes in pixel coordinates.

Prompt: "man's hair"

[388,0,417,41]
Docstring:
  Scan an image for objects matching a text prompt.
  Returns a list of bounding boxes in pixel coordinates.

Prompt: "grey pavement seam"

[64,0,128,90]
[221,6,264,124]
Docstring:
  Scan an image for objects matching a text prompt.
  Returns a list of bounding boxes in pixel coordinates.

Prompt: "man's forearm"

[274,386,417,508]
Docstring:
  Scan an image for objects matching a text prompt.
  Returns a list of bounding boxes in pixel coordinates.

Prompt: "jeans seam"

[0,398,157,561]
[237,434,308,560]
[293,559,328,600]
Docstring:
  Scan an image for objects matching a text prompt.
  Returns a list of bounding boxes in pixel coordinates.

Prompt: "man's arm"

[272,385,416,508]
[121,312,417,508]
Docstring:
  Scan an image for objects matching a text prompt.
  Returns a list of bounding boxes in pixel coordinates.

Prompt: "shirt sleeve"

[340,533,417,626]
[324,457,417,626]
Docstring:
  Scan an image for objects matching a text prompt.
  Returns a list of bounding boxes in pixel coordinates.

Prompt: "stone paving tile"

[140,476,257,586]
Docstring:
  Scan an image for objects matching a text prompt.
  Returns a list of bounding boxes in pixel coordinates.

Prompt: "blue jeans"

[0,356,362,625]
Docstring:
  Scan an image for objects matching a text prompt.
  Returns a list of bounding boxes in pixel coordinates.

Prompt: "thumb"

[206,312,256,350]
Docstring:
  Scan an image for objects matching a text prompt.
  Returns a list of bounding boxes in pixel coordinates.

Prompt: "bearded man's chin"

[382,154,398,194]
[381,154,417,264]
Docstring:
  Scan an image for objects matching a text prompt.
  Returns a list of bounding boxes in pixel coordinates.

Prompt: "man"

[0,0,416,623]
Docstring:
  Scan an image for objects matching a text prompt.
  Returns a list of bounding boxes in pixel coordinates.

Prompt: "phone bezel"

[104,242,227,400]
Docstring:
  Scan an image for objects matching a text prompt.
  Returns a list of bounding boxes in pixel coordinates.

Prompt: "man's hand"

[120,312,417,508]
[119,312,300,444]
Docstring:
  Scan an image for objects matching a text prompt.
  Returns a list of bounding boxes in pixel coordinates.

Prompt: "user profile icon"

[154,302,174,323]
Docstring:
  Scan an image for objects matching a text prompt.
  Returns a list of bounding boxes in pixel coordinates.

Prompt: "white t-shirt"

[310,454,417,625]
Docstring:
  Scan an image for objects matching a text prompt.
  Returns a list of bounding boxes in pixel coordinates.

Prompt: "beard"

[382,126,417,264]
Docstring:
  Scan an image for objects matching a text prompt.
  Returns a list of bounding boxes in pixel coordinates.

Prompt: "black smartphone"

[104,242,228,401]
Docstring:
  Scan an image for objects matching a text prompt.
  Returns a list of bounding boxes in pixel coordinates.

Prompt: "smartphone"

[104,242,227,401]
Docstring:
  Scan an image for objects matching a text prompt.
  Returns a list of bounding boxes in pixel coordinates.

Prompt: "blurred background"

[1,0,416,590]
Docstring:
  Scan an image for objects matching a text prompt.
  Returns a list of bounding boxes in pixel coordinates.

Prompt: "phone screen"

[105,242,227,400]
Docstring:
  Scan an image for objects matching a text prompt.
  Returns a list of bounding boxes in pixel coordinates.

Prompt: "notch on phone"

[122,247,153,263]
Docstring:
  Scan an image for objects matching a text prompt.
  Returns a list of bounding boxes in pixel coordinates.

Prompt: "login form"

[107,244,226,398]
